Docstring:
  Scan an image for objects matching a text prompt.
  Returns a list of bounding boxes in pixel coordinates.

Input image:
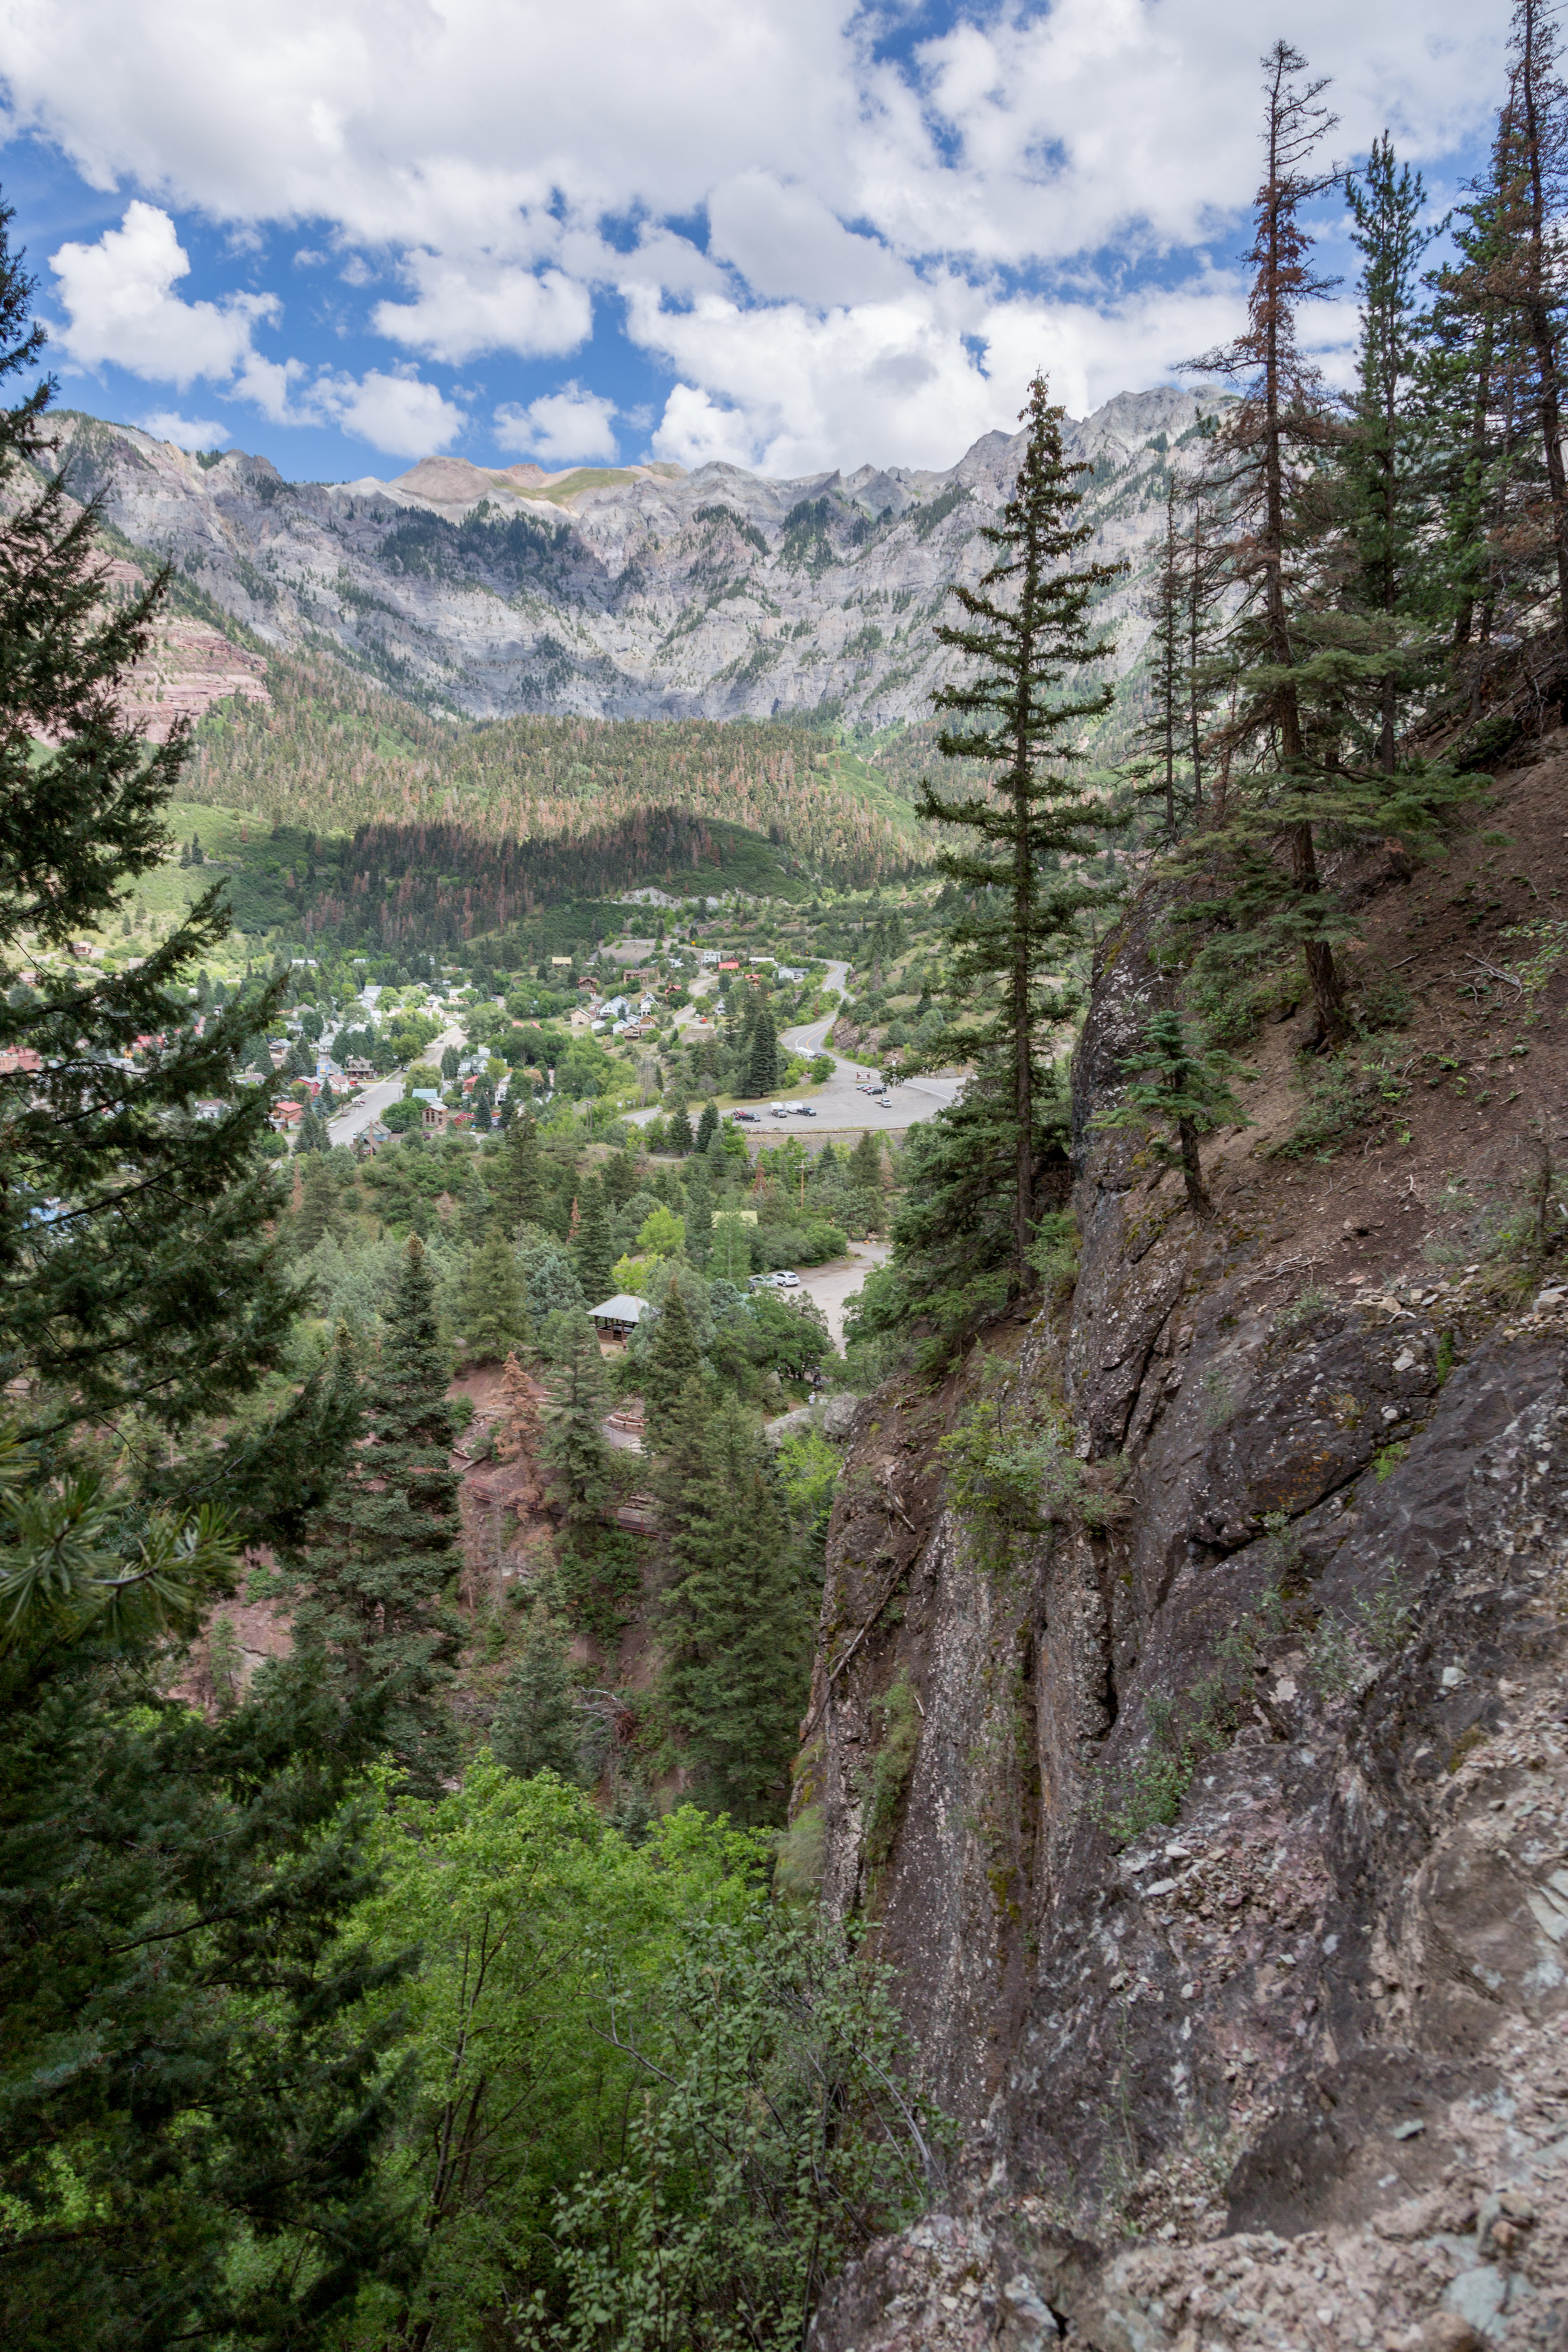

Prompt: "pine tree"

[641,1276,702,1441]
[1184,50,1471,1044]
[541,1305,612,1532]
[297,1097,329,1152]
[496,1349,544,1468]
[667,1100,694,1153]
[1131,476,1194,843]
[1425,9,1568,686]
[295,1154,342,1254]
[302,1238,462,1789]
[1503,0,1568,647]
[695,1098,719,1152]
[457,1229,534,1363]
[847,1130,884,1194]
[1185,43,1347,1041]
[745,1005,780,1096]
[685,1157,714,1269]
[656,1387,810,1824]
[490,1602,581,1781]
[909,373,1125,1285]
[1092,1010,1254,1219]
[1340,135,1444,771]
[489,1113,549,1234]
[0,215,409,2344]
[573,1178,615,1305]
[458,1167,492,1244]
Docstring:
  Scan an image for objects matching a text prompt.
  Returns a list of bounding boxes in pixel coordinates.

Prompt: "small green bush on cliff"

[860,1677,922,1871]
[939,1356,1126,1569]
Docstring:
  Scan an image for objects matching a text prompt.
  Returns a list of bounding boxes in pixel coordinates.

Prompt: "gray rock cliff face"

[801,891,1568,2349]
[52,387,1211,723]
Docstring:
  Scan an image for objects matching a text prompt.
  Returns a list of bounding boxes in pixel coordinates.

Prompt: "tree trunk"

[1178,1117,1213,1219]
[1518,0,1568,649]
[1013,755,1033,1278]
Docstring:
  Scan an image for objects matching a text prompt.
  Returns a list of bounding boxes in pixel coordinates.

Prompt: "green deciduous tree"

[344,1767,932,2352]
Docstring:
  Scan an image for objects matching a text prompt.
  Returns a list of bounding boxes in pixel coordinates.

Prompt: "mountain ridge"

[56,386,1216,732]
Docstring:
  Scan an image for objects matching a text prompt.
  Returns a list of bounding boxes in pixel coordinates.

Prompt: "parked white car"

[773,1270,801,1288]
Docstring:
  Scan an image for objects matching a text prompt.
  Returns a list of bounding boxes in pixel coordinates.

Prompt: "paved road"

[777,961,963,1132]
[327,1075,404,1146]
[793,1241,891,1347]
[322,1018,468,1148]
[624,961,963,1135]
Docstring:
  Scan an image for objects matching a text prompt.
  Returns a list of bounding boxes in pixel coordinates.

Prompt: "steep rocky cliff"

[801,744,1568,2349]
[51,388,1208,724]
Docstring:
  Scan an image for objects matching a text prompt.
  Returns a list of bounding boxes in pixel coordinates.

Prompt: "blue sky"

[0,0,1511,485]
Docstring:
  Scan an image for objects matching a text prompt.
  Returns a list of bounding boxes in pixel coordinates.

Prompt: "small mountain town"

[6,6,1568,2351]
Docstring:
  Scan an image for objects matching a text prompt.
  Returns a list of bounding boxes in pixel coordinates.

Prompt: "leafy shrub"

[860,1677,921,1870]
[1266,1039,1413,1160]
[939,1357,1125,1567]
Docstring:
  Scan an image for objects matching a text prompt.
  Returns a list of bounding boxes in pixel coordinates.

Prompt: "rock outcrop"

[798,756,1568,2347]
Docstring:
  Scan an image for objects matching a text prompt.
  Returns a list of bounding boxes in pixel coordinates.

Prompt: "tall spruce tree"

[1185,43,1348,1042]
[1183,51,1471,1045]
[294,1152,343,1254]
[685,1157,715,1269]
[540,1305,612,1533]
[1341,134,1444,771]
[1133,477,1196,842]
[491,1602,581,1781]
[656,1387,810,1824]
[905,372,1123,1288]
[489,1112,549,1234]
[457,1229,534,1364]
[1505,0,1568,647]
[745,1005,780,1098]
[301,1239,462,1790]
[573,1177,615,1305]
[1425,7,1568,684]
[642,1277,702,1441]
[0,208,410,2346]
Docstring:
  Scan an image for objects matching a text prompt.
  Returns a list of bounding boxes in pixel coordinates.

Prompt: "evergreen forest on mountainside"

[14,13,1568,2345]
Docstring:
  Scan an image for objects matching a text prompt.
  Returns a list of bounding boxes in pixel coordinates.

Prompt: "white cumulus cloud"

[494,383,618,465]
[314,368,466,455]
[50,202,275,386]
[140,410,230,450]
[375,256,590,364]
[5,0,1517,470]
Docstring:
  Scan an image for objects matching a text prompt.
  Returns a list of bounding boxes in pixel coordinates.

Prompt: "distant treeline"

[295,807,825,950]
[189,653,930,887]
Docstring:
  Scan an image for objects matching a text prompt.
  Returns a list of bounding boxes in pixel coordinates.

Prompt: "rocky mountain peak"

[57,386,1213,728]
